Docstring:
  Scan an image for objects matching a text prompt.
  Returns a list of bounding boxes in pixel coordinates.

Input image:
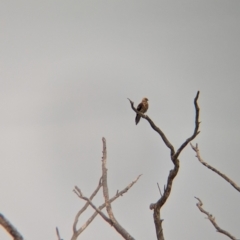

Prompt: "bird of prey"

[135,97,149,125]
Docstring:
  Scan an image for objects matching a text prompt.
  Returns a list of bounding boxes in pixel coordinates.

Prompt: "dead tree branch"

[101,137,135,240]
[74,186,113,225]
[128,91,200,240]
[72,175,141,239]
[0,213,24,240]
[195,197,236,240]
[190,143,240,192]
[72,138,139,240]
[56,227,63,240]
[173,91,200,159]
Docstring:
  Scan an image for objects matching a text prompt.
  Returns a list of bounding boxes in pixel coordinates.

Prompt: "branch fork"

[128,91,200,240]
[71,138,141,240]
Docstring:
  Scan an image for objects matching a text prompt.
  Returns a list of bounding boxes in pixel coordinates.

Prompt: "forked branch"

[129,91,200,240]
[56,227,63,240]
[72,174,141,239]
[72,177,102,236]
[174,91,200,159]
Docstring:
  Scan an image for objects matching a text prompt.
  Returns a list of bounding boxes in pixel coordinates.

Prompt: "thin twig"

[101,137,135,240]
[56,227,62,240]
[150,91,200,210]
[72,174,142,238]
[72,139,138,240]
[157,183,162,197]
[195,197,236,240]
[190,143,240,192]
[74,186,113,225]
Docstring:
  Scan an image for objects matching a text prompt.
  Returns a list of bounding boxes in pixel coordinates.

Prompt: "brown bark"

[72,138,141,240]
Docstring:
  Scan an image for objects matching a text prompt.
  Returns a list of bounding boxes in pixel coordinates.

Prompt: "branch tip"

[191,144,240,192]
[195,197,236,239]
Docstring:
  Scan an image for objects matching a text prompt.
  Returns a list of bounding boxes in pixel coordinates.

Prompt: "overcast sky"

[1,1,240,239]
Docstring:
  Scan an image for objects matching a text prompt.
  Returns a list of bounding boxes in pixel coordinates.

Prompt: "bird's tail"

[135,114,141,125]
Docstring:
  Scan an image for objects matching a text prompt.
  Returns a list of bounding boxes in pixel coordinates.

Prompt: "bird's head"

[142,97,148,102]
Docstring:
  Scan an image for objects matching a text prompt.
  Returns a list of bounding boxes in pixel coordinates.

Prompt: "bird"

[135,97,149,125]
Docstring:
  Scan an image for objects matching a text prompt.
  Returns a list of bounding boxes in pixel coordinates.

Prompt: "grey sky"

[0,1,240,239]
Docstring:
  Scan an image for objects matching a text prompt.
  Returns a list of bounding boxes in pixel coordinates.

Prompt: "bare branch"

[151,92,200,209]
[74,186,113,225]
[195,197,236,240]
[174,91,200,159]
[150,160,179,240]
[128,92,201,240]
[191,143,240,192]
[72,140,140,240]
[73,174,142,238]
[101,137,135,240]
[101,137,114,219]
[72,177,102,235]
[56,227,63,240]
[0,213,24,240]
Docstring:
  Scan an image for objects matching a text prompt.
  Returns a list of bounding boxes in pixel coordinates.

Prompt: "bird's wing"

[137,102,143,112]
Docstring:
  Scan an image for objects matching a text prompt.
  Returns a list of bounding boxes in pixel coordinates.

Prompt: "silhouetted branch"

[0,213,23,240]
[102,137,114,219]
[129,92,200,240]
[191,143,240,192]
[72,177,102,237]
[195,197,236,240]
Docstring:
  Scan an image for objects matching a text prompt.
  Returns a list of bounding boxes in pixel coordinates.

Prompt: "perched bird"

[135,97,149,125]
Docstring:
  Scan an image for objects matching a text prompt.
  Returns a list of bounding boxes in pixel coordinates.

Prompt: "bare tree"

[191,143,240,192]
[0,92,201,240]
[2,91,238,240]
